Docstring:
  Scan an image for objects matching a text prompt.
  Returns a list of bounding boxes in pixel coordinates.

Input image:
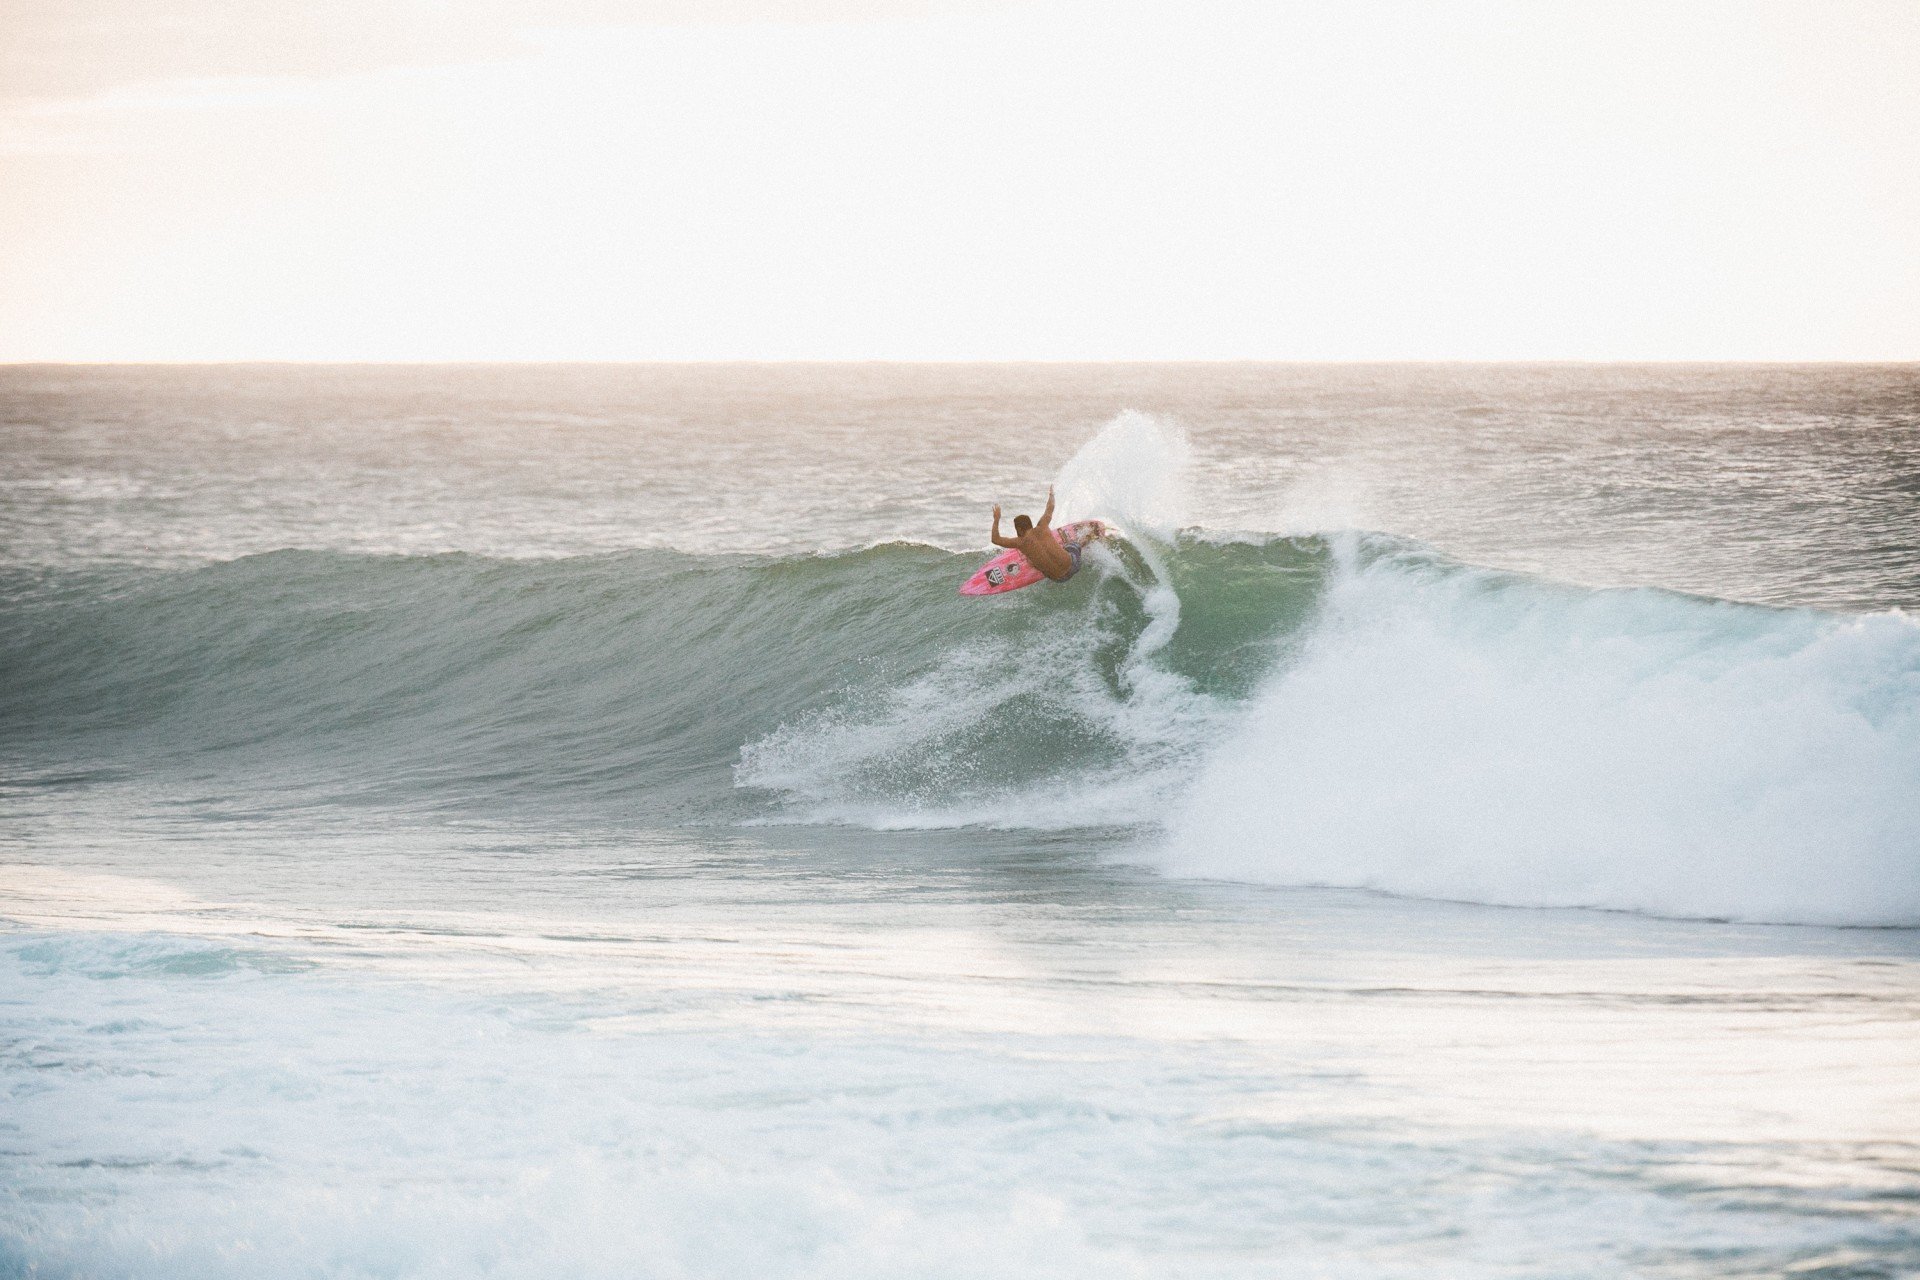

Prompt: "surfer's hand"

[992,504,1001,519]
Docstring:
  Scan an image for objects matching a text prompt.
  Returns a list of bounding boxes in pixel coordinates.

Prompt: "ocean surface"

[2,363,1917,1277]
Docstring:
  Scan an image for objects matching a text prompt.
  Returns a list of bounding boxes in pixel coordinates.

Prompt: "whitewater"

[3,363,1917,1277]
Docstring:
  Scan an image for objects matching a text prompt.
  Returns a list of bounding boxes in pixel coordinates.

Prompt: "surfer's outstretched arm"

[990,504,1018,548]
[1038,486,1056,531]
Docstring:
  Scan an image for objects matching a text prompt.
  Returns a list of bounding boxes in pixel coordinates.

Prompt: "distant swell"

[3,533,1916,925]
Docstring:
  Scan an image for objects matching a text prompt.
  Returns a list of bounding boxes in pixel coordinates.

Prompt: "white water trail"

[1055,411,1191,677]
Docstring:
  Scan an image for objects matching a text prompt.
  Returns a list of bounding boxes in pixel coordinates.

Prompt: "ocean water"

[2,363,1917,1277]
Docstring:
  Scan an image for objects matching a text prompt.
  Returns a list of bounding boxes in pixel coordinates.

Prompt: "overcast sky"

[1,0,1915,361]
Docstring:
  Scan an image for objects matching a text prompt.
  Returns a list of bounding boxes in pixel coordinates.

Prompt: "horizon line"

[5,357,1918,369]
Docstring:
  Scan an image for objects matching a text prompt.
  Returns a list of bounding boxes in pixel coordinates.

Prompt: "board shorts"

[1060,542,1083,580]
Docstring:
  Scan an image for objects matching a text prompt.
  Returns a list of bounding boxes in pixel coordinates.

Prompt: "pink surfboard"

[960,520,1109,596]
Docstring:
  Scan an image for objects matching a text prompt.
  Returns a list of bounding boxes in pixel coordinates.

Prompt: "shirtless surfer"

[991,486,1080,582]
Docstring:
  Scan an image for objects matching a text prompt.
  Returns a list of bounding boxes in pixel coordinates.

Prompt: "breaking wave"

[3,525,1916,924]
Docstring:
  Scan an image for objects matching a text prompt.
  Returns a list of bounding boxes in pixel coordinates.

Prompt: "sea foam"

[1157,538,1920,926]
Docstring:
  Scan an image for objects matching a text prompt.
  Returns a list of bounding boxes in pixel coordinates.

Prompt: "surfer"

[990,486,1080,582]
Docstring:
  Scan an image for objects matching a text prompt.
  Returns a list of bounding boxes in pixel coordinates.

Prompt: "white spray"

[1053,411,1192,677]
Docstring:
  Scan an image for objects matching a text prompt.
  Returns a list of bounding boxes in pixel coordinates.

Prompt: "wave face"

[0,536,1320,824]
[4,530,1917,925]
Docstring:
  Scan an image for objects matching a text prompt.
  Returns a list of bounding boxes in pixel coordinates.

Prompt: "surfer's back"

[1014,527,1074,581]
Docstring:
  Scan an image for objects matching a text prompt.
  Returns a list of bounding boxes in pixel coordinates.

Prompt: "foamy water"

[1163,539,1920,924]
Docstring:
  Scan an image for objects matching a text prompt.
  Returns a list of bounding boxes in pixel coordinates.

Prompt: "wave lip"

[1157,539,1920,928]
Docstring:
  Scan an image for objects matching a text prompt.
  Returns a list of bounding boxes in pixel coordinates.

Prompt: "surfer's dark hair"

[1013,514,1033,534]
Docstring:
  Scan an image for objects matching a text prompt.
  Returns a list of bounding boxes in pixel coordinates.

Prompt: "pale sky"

[1,0,1916,361]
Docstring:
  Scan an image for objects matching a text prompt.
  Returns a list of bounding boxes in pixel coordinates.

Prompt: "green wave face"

[0,535,1333,824]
